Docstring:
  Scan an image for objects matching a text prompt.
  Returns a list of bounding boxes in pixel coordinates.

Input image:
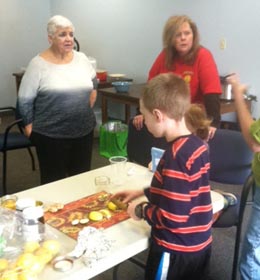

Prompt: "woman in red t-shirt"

[133,15,222,139]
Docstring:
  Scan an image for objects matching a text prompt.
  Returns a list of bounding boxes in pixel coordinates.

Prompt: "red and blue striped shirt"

[144,134,212,254]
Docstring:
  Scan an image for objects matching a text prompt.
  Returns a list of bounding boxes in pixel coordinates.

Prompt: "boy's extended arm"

[231,80,260,152]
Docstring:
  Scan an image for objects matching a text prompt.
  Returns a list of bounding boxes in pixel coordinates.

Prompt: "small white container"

[22,206,45,241]
[52,256,74,272]
[15,198,36,236]
[16,198,35,211]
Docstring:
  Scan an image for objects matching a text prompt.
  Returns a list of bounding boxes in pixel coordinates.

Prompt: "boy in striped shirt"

[113,73,212,279]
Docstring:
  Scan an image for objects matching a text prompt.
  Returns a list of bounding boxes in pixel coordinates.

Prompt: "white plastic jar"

[15,198,36,236]
[22,206,45,241]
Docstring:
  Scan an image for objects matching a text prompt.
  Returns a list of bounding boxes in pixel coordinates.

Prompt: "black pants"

[30,131,94,184]
[127,120,168,166]
[145,242,211,280]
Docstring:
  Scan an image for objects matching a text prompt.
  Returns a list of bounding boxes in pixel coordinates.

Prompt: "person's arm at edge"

[232,83,260,152]
[17,57,41,137]
[89,89,97,108]
[89,77,98,108]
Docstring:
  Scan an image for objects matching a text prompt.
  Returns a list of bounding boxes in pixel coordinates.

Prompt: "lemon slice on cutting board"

[89,211,103,221]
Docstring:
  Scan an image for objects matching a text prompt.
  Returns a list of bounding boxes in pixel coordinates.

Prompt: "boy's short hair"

[141,73,190,121]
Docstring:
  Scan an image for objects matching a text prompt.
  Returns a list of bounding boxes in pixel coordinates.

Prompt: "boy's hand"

[148,161,152,171]
[111,189,144,204]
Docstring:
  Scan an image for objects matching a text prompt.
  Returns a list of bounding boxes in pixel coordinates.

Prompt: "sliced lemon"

[88,211,103,221]
[99,209,112,219]
[79,218,89,224]
[71,219,79,226]
[107,201,118,211]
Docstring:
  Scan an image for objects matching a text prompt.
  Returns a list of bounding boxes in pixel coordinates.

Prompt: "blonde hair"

[163,15,200,69]
[141,73,190,121]
[185,104,211,140]
[47,15,75,36]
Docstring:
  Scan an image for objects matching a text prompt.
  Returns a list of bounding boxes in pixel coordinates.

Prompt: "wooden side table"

[99,84,253,124]
[12,72,133,94]
[220,99,252,114]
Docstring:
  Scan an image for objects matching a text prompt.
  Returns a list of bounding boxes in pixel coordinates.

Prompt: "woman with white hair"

[18,15,97,184]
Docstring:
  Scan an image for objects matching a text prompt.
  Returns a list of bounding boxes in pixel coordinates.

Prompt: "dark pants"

[30,131,94,184]
[145,242,211,280]
[127,120,168,167]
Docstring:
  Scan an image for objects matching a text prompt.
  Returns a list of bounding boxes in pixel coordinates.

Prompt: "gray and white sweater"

[18,50,97,139]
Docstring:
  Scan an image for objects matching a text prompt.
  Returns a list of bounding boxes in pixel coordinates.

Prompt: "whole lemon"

[34,247,53,264]
[23,241,40,253]
[16,253,37,270]
[1,269,18,280]
[0,258,9,272]
[18,270,38,280]
[42,240,61,256]
[29,256,45,275]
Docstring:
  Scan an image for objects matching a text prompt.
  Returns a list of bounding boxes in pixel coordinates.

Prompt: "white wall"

[50,0,260,117]
[1,0,259,118]
[0,0,50,106]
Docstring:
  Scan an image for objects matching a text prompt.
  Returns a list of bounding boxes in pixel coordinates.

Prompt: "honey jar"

[0,195,18,210]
